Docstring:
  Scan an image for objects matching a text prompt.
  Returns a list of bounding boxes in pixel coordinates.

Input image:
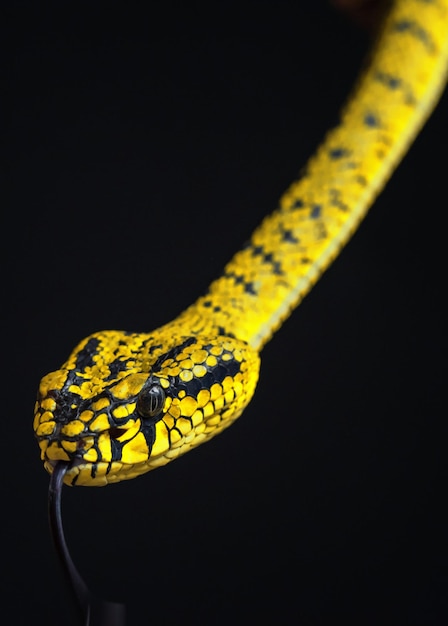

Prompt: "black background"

[4,2,448,625]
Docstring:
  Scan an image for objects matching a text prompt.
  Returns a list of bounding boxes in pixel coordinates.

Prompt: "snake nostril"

[109,427,127,440]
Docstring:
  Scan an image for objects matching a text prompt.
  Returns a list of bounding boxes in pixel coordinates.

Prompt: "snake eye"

[136,384,166,421]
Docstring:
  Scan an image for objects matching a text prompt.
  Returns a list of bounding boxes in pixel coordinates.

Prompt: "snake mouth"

[45,456,85,477]
[45,458,88,486]
[44,426,145,486]
[45,457,122,486]
[40,416,152,485]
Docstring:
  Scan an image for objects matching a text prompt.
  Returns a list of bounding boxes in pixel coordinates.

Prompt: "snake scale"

[34,0,448,487]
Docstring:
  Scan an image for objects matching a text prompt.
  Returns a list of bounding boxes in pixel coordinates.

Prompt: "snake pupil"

[136,384,166,420]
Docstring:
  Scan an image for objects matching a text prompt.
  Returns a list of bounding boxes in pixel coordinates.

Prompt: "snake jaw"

[36,403,155,485]
[41,421,150,486]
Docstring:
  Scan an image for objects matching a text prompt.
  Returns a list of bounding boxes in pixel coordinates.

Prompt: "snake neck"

[174,0,448,352]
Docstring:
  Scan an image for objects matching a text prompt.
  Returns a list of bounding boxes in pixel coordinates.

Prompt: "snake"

[34,0,448,489]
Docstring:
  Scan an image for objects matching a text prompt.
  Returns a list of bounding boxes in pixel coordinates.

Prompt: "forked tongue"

[48,461,126,625]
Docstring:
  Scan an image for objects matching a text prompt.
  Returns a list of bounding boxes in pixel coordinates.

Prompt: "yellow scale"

[34,0,448,486]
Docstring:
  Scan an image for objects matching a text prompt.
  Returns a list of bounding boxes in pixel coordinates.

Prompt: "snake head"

[34,330,260,485]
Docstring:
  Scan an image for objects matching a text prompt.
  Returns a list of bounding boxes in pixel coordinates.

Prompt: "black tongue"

[48,461,126,625]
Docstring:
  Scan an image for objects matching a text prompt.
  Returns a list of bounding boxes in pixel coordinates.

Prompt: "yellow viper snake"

[34,0,448,487]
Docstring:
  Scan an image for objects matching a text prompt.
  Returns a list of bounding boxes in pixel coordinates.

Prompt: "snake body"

[34,0,448,486]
